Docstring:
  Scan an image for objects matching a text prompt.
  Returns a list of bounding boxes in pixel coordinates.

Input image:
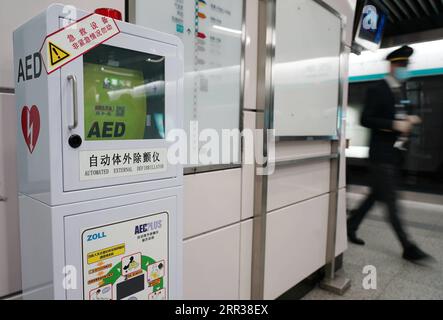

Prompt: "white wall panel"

[267,161,330,212]
[183,224,240,300]
[184,169,241,238]
[269,140,332,212]
[264,194,329,300]
[0,0,125,88]
[239,220,253,300]
[0,94,21,297]
[273,0,342,137]
[275,140,332,161]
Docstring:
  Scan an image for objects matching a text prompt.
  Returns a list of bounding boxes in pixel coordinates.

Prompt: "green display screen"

[83,45,166,141]
[84,63,148,141]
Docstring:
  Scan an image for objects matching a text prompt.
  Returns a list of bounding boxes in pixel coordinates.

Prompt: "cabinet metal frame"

[251,0,348,299]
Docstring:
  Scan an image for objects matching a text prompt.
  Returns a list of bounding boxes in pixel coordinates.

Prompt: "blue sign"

[357,0,387,46]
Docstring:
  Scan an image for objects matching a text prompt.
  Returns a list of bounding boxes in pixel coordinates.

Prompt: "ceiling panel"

[361,0,443,39]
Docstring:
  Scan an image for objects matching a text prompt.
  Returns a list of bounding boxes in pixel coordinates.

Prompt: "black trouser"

[348,163,412,249]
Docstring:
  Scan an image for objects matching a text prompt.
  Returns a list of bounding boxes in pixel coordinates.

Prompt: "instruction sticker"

[79,148,168,181]
[87,244,126,265]
[82,212,169,300]
[40,13,120,74]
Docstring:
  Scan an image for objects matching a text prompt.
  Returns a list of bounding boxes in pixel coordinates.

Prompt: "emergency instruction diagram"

[82,212,169,300]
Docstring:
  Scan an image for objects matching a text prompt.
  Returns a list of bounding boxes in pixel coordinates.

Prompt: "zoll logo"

[86,232,106,241]
[21,105,40,154]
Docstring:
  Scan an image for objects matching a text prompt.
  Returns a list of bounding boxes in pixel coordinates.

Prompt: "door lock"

[68,134,82,149]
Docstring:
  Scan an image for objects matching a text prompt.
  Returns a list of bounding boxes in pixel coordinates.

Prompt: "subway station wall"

[261,0,354,300]
[0,0,355,299]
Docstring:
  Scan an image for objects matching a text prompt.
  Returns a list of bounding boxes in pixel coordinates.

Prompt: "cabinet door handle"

[67,75,78,130]
[0,196,7,202]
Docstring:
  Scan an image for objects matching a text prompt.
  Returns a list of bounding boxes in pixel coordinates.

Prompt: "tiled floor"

[303,193,443,300]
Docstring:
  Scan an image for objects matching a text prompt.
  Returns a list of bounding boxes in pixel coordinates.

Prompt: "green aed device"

[84,63,148,141]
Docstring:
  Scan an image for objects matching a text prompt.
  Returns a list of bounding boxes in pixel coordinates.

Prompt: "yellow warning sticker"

[87,244,125,265]
[40,13,120,74]
[48,42,70,66]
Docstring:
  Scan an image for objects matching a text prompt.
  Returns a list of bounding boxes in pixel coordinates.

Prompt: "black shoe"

[347,217,365,246]
[403,245,431,262]
[348,232,366,246]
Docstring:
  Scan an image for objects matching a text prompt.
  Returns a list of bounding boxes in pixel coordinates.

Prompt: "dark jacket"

[361,80,401,164]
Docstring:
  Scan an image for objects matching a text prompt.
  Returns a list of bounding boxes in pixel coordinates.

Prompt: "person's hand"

[408,115,422,125]
[393,120,413,134]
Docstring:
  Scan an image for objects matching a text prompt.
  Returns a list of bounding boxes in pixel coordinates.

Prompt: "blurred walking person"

[347,45,431,262]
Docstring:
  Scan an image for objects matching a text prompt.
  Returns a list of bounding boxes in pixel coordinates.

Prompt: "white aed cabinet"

[13,4,184,300]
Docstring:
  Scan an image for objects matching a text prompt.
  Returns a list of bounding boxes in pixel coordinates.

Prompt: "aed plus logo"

[134,220,163,235]
[86,232,107,242]
[362,4,379,31]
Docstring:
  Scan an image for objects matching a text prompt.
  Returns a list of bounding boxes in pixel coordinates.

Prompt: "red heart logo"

[21,105,40,154]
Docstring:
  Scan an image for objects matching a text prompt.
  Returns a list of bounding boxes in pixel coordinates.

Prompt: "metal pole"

[319,138,351,294]
[319,7,351,294]
[250,0,275,300]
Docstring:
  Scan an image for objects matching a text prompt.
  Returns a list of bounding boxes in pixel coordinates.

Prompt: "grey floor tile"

[396,262,443,291]
[377,277,443,300]
[303,263,395,300]
[423,229,443,243]
[345,226,407,276]
[416,236,443,262]
[304,193,443,300]
[344,250,404,276]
